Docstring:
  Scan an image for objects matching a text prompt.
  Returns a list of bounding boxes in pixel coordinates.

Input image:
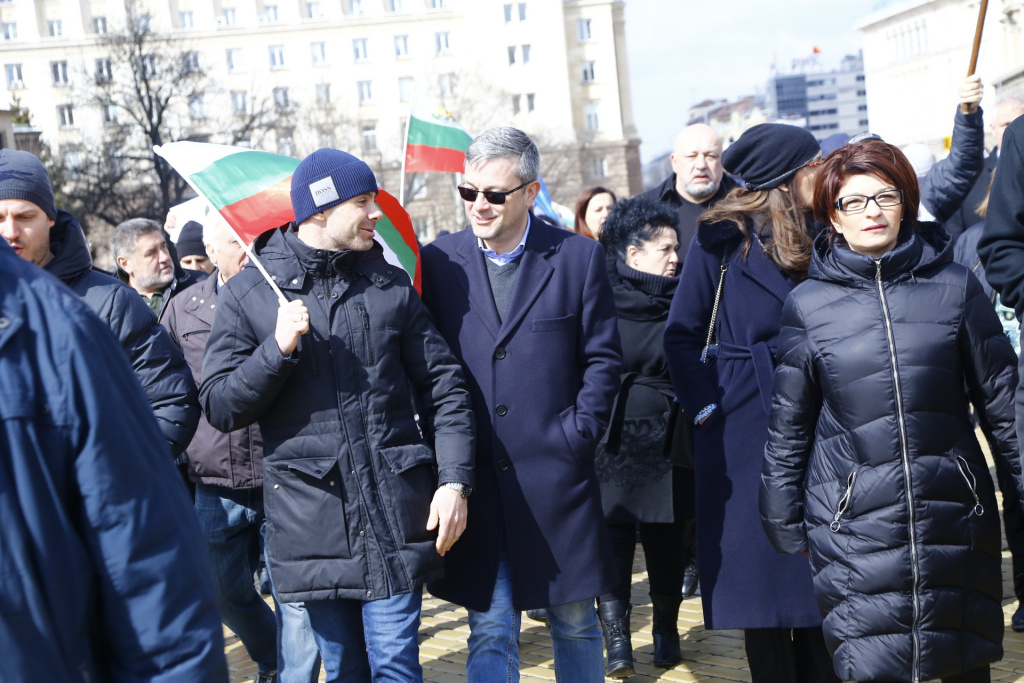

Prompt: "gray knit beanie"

[0,149,56,219]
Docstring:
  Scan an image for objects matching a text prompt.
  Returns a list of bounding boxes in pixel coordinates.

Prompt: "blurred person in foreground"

[572,186,616,240]
[664,123,837,682]
[762,139,1020,683]
[200,148,475,681]
[593,195,694,677]
[0,237,226,681]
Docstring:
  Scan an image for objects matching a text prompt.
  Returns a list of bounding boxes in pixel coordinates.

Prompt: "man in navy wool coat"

[420,126,623,682]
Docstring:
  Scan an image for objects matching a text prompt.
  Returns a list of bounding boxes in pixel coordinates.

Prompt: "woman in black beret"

[664,123,838,682]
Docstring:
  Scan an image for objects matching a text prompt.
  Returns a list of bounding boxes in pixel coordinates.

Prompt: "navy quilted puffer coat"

[760,223,1022,682]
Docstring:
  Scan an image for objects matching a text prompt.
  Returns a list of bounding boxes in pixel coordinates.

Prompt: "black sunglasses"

[457,180,531,205]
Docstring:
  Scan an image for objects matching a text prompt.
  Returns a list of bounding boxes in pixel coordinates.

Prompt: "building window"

[306,2,321,19]
[47,19,62,37]
[51,61,68,86]
[527,93,535,112]
[577,18,592,42]
[278,133,294,157]
[227,48,242,72]
[349,0,363,14]
[95,58,113,83]
[430,0,447,7]
[394,35,409,58]
[316,83,331,106]
[439,73,454,97]
[435,32,451,55]
[320,131,336,148]
[362,125,377,152]
[857,90,866,96]
[311,42,327,66]
[504,4,513,22]
[398,76,414,102]
[183,51,200,74]
[2,23,16,40]
[264,5,278,22]
[93,17,107,34]
[103,103,119,124]
[231,90,247,115]
[5,63,21,89]
[859,119,870,126]
[858,104,868,111]
[179,11,194,28]
[388,0,403,11]
[512,94,520,115]
[585,104,599,131]
[57,104,74,127]
[522,45,531,63]
[353,38,368,61]
[269,45,285,69]
[189,95,205,119]
[222,8,237,25]
[142,54,157,78]
[358,80,372,103]
[137,13,151,31]
[64,149,81,177]
[519,3,527,20]
[590,157,606,178]
[582,61,595,83]
[507,46,516,65]
[274,87,289,110]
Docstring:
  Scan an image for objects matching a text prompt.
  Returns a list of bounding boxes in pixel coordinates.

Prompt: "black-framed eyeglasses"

[457,180,531,205]
[834,189,904,213]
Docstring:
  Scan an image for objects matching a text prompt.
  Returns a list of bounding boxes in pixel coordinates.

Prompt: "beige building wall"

[0,0,641,237]
[857,0,1021,153]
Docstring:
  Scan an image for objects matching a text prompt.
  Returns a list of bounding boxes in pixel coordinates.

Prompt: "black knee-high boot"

[650,593,683,668]
[598,600,635,678]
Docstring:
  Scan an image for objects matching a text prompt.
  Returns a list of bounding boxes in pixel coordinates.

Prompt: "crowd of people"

[5,71,1024,683]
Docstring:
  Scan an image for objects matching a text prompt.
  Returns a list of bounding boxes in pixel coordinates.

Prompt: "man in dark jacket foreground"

[0,149,199,471]
[0,238,226,681]
[200,149,475,680]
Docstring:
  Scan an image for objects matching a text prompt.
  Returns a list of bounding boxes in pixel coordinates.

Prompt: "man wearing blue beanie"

[200,148,476,681]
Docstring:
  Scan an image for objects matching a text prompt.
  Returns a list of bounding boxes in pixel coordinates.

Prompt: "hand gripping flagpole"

[963,0,989,113]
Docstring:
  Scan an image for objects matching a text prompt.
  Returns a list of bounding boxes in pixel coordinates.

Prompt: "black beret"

[722,123,820,191]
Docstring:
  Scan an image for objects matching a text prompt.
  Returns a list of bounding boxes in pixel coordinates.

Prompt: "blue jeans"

[304,590,423,682]
[466,552,604,682]
[270,582,323,683]
[194,483,277,674]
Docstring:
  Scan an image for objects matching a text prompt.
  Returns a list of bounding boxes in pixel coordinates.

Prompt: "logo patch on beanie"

[310,176,340,207]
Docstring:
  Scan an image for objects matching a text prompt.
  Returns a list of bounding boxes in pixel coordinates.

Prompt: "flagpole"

[154,144,289,306]
[400,103,412,206]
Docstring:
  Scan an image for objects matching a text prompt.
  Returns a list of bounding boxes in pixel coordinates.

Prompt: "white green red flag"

[153,141,421,292]
[405,101,473,173]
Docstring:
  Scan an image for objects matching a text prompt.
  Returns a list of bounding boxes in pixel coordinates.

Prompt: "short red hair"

[813,140,920,236]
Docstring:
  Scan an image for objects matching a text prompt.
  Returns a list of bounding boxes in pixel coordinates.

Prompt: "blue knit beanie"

[0,149,56,219]
[290,149,378,225]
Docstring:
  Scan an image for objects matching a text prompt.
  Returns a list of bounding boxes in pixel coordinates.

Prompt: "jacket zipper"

[876,259,921,683]
[955,455,985,517]
[830,470,857,532]
[357,303,374,366]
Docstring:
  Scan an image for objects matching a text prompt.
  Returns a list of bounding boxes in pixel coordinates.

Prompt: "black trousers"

[744,627,838,683]
[599,467,695,603]
[993,437,1024,601]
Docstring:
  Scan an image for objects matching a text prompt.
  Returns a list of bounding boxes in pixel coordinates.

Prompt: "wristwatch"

[441,481,473,498]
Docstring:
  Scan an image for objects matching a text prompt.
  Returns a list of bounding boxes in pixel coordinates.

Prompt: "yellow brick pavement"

[225,548,1024,682]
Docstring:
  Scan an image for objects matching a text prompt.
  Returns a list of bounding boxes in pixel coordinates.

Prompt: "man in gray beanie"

[200,148,476,680]
[0,148,199,472]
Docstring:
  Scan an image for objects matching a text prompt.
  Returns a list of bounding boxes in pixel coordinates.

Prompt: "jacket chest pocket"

[264,457,349,560]
[379,443,438,544]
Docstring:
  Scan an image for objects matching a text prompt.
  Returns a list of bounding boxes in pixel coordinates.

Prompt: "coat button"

[359,530,365,537]
[273,484,279,489]
[496,404,508,416]
[331,293,338,298]
[498,459,511,470]
[314,469,322,475]
[199,299,204,304]
[329,481,335,486]
[386,269,393,275]
[366,590,373,598]
[318,294,324,299]
[494,347,506,359]
[291,278,299,285]
[0,317,8,329]
[272,275,278,281]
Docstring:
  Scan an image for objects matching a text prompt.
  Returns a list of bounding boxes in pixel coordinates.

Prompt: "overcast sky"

[623,0,882,164]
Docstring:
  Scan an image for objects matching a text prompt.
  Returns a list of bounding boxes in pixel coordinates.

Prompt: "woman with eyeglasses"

[664,123,838,683]
[760,140,1021,683]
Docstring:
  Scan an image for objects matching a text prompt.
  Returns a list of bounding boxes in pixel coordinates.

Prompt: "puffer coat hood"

[761,222,1021,682]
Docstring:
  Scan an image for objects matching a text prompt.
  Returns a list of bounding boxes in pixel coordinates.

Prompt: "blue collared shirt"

[478,215,531,265]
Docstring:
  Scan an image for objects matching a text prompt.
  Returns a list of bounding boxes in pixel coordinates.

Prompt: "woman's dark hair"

[813,140,920,244]
[598,195,679,262]
[574,186,617,239]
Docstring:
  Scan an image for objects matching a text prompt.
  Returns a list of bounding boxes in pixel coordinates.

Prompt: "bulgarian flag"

[404,100,473,173]
[154,141,421,292]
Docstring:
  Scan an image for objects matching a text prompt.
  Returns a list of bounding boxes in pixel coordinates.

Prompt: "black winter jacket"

[200,227,475,603]
[164,272,264,489]
[44,210,199,460]
[919,107,985,225]
[760,224,1021,682]
[978,115,1024,318]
